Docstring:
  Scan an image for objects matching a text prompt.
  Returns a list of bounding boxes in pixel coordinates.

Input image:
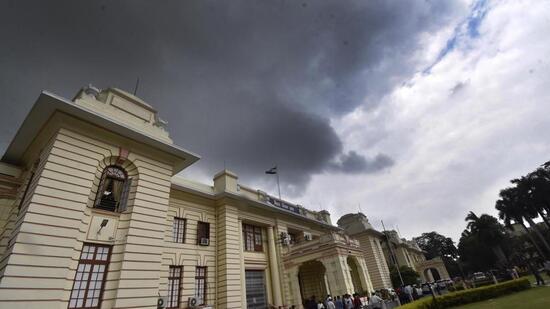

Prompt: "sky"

[1,0,549,242]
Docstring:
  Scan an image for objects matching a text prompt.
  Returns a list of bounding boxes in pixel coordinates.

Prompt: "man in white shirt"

[368,293,383,309]
[326,297,336,309]
[404,285,414,302]
[343,294,353,309]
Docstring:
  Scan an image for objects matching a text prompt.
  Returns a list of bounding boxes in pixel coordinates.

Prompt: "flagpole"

[265,165,282,204]
[276,165,282,203]
[382,220,404,287]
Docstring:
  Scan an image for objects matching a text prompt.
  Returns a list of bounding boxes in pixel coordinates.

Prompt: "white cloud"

[300,0,550,241]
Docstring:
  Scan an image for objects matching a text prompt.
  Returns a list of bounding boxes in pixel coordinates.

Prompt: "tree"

[520,170,550,229]
[414,231,460,277]
[462,212,509,267]
[389,265,419,287]
[496,186,548,259]
[414,232,458,260]
[458,229,499,272]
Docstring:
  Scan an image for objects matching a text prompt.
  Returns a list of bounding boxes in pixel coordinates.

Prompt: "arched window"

[94,165,132,212]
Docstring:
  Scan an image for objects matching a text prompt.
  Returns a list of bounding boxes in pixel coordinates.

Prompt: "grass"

[524,273,550,285]
[451,285,550,309]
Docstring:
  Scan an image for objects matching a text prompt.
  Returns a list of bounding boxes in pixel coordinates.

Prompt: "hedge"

[399,278,531,309]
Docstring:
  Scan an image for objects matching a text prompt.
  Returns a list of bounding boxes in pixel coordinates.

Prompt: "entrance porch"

[283,232,374,308]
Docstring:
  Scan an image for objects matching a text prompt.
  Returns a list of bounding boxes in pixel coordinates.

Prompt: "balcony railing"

[285,232,360,255]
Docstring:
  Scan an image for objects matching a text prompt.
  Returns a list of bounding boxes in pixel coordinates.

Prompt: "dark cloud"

[450,80,469,96]
[0,0,463,195]
[329,151,394,174]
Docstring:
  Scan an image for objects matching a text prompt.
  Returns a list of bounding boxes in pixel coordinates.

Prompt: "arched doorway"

[298,260,327,304]
[423,268,441,282]
[347,257,364,293]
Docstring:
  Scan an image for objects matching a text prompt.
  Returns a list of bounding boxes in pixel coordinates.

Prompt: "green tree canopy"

[414,231,460,277]
[389,265,419,287]
[414,231,458,260]
[458,212,510,272]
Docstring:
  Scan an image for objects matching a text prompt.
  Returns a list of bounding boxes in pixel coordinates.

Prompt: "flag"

[265,166,277,174]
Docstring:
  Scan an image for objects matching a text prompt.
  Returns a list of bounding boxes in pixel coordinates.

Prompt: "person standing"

[334,296,344,309]
[352,293,362,309]
[344,294,353,309]
[306,296,318,309]
[528,262,545,286]
[404,285,414,302]
[369,292,383,309]
[324,294,332,309]
[326,297,336,309]
[415,285,423,298]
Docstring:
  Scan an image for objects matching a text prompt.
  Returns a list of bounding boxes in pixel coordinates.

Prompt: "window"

[173,217,186,243]
[288,232,297,244]
[68,243,111,309]
[197,221,210,245]
[243,224,263,252]
[167,266,182,309]
[195,266,207,305]
[94,165,132,212]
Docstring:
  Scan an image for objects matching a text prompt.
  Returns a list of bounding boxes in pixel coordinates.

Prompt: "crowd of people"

[303,292,386,309]
[301,283,438,309]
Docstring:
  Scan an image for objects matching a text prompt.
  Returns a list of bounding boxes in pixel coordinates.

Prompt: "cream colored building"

[381,230,450,284]
[337,213,392,290]
[0,86,377,309]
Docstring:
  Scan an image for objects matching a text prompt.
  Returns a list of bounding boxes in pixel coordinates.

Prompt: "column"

[238,220,247,308]
[426,269,434,282]
[355,256,374,293]
[287,266,303,309]
[321,256,354,296]
[216,204,243,309]
[267,226,283,306]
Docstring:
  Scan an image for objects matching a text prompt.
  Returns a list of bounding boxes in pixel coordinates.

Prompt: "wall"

[354,233,392,290]
[162,190,217,308]
[0,113,176,308]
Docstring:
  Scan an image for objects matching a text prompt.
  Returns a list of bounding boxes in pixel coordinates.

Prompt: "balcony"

[283,231,360,259]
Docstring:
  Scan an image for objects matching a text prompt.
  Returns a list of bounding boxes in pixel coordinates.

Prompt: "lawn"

[451,285,550,309]
[524,273,550,285]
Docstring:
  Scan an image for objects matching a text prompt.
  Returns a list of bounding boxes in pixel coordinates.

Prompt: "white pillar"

[268,226,283,306]
[238,220,247,308]
[289,266,303,309]
[321,256,354,296]
[355,256,374,293]
[427,269,434,282]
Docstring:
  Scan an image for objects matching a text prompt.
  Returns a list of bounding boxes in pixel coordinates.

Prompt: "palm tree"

[465,211,508,264]
[527,169,550,221]
[510,180,550,252]
[496,190,547,259]
[513,175,550,230]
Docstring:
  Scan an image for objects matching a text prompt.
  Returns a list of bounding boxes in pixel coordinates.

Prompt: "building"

[381,230,450,283]
[0,86,377,309]
[337,213,392,290]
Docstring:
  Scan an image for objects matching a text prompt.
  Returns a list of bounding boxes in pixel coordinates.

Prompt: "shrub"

[398,278,530,309]
[454,285,465,291]
[399,297,433,309]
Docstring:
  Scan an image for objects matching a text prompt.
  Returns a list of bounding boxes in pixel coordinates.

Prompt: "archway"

[298,260,327,304]
[423,268,441,282]
[347,256,364,293]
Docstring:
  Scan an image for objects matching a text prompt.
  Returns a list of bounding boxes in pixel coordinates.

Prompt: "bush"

[398,278,531,309]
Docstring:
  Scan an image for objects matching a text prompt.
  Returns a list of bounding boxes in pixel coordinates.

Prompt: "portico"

[283,232,373,308]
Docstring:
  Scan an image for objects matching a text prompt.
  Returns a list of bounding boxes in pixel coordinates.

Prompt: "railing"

[286,232,360,254]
